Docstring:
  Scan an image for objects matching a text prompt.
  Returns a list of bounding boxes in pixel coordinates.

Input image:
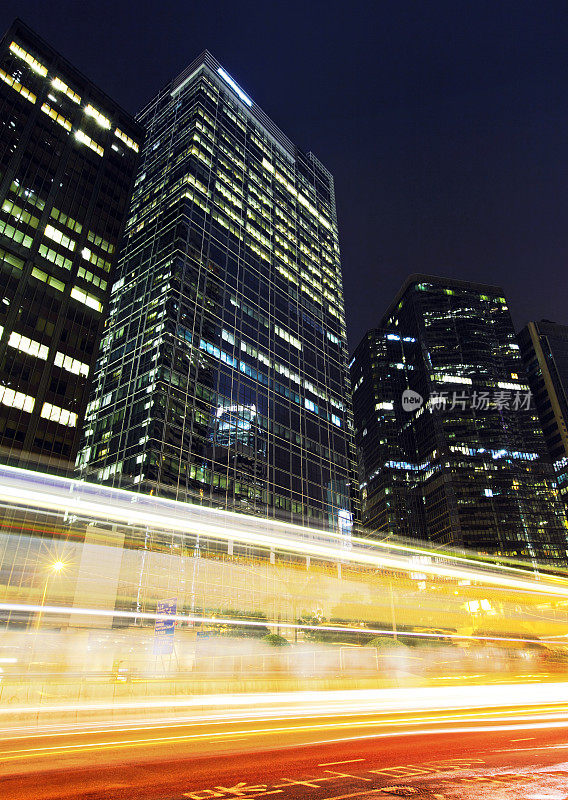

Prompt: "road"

[2,695,568,799]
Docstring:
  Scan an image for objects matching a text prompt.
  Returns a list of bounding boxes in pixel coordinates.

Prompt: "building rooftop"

[381,272,506,326]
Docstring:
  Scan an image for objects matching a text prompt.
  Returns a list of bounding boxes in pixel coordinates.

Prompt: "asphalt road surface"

[3,702,568,799]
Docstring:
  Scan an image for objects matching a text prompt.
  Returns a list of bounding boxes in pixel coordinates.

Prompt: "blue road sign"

[153,598,177,655]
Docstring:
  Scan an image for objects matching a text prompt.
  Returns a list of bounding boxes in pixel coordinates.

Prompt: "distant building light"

[437,374,473,385]
[497,380,528,390]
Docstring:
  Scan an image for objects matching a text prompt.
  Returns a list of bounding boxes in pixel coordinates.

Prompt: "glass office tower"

[0,20,140,473]
[519,320,568,515]
[351,274,568,565]
[77,51,356,530]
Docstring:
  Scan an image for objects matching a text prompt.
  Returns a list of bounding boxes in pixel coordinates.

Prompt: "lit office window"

[0,67,36,103]
[114,128,139,152]
[51,76,81,103]
[84,103,111,129]
[40,103,72,132]
[70,286,103,312]
[40,402,77,427]
[8,331,49,360]
[44,224,76,251]
[74,130,104,157]
[0,385,35,413]
[9,41,47,75]
[54,351,89,377]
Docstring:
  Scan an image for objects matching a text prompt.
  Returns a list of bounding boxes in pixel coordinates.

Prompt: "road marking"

[183,784,283,799]
[319,791,385,800]
[370,766,435,779]
[511,737,536,741]
[184,756,486,800]
[275,777,325,788]
[323,770,371,782]
[319,759,366,767]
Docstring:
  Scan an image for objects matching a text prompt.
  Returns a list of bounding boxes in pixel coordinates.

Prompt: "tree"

[263,633,289,647]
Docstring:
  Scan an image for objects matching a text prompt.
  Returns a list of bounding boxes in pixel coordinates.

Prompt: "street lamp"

[35,559,66,630]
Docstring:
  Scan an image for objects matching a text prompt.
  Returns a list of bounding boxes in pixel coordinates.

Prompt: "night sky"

[2,1,568,351]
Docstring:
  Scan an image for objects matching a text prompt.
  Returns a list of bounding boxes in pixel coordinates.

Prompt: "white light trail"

[0,464,567,597]
[2,681,568,718]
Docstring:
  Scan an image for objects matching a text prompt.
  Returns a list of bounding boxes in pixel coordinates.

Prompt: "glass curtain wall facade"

[351,275,568,565]
[0,20,140,473]
[519,320,568,515]
[77,51,356,530]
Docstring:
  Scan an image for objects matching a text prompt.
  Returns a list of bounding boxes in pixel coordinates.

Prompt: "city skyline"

[1,3,567,348]
[2,8,568,793]
[0,11,565,548]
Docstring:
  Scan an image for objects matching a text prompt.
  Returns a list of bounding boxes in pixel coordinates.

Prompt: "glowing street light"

[35,559,67,629]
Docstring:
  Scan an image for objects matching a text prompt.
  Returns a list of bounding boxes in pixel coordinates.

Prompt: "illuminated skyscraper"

[351,275,568,565]
[0,20,140,472]
[519,320,568,516]
[350,327,425,538]
[77,52,357,530]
